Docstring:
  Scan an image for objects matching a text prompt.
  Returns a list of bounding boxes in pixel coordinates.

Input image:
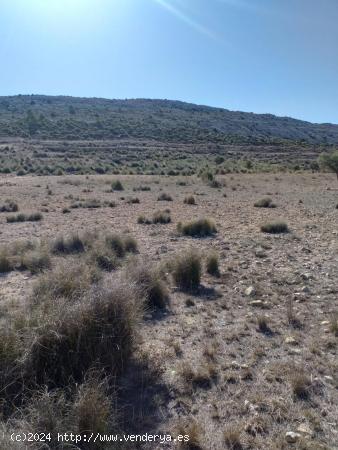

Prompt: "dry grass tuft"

[261,221,289,234]
[27,279,142,387]
[171,249,201,291]
[178,218,217,238]
[206,252,220,276]
[126,260,169,310]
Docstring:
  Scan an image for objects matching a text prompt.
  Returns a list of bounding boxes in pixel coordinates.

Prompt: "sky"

[0,0,337,124]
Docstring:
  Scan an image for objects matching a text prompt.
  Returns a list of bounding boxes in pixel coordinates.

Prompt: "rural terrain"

[0,96,337,449]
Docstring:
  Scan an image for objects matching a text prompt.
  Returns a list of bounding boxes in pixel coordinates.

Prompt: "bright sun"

[31,0,91,15]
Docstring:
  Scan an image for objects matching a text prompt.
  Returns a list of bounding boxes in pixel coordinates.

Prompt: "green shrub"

[111,180,124,191]
[261,221,289,234]
[178,218,217,237]
[254,197,276,208]
[172,250,201,291]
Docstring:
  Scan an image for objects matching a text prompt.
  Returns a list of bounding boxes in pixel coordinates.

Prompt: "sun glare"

[29,0,92,16]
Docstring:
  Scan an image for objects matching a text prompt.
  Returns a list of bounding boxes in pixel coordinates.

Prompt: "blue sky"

[1,0,337,123]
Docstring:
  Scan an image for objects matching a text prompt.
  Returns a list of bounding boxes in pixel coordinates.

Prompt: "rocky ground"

[0,172,337,449]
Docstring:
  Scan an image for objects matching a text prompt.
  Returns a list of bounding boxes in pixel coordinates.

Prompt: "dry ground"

[0,172,337,449]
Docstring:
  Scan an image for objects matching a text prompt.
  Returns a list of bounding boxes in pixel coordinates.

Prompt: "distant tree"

[69,105,76,115]
[318,151,338,181]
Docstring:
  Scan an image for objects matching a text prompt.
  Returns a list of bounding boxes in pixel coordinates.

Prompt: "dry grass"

[171,249,201,291]
[261,221,289,234]
[27,278,142,387]
[177,218,217,237]
[206,252,220,276]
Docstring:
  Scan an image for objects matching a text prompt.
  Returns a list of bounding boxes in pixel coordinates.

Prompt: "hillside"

[0,95,338,144]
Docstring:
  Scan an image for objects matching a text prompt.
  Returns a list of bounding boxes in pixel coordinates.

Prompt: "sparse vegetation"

[51,234,85,254]
[261,221,289,234]
[0,200,18,213]
[318,150,338,181]
[178,218,217,237]
[171,249,201,291]
[254,197,276,208]
[127,261,169,310]
[111,179,124,191]
[7,212,42,223]
[157,192,173,201]
[206,252,220,276]
[184,195,196,205]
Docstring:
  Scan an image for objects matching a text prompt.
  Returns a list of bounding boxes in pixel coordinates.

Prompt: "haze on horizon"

[1,0,337,125]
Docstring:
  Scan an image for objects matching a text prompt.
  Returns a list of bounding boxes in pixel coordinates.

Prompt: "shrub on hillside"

[111,180,124,191]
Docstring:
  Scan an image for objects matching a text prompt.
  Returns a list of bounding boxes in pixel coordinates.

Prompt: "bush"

[172,250,201,291]
[123,236,138,253]
[183,196,196,205]
[127,261,169,310]
[152,210,171,224]
[137,215,151,225]
[105,234,138,257]
[206,253,219,276]
[126,197,140,204]
[133,185,151,192]
[178,218,217,237]
[27,279,141,387]
[0,251,13,273]
[32,261,100,303]
[0,200,18,213]
[254,197,276,208]
[111,180,124,191]
[261,221,289,234]
[88,245,118,272]
[20,250,51,274]
[51,234,85,254]
[6,213,42,223]
[157,192,173,201]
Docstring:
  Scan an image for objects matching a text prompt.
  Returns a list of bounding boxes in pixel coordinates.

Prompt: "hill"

[0,95,338,144]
